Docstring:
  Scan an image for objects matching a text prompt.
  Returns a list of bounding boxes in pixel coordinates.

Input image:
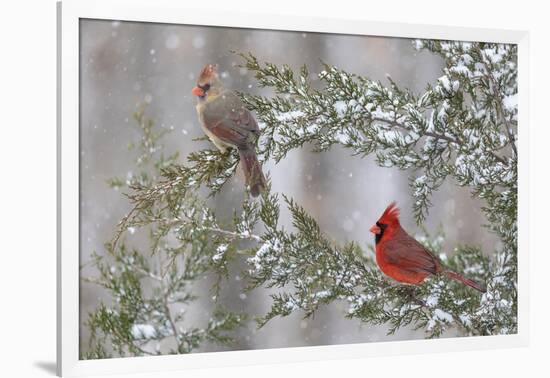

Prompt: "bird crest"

[198,64,218,83]
[378,202,400,225]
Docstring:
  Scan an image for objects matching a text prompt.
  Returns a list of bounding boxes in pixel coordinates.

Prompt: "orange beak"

[192,86,205,97]
[369,225,381,234]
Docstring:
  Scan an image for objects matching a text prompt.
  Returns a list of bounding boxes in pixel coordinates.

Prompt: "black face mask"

[375,221,388,244]
[198,83,211,98]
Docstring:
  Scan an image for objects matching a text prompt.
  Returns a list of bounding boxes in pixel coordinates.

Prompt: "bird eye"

[199,83,211,92]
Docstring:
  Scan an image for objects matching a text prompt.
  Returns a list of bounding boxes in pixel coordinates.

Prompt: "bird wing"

[202,91,259,148]
[382,234,440,275]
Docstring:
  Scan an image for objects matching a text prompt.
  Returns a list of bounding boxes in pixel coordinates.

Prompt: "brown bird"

[369,202,486,292]
[191,64,266,197]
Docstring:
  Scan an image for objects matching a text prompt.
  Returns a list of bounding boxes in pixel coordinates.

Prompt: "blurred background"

[79,19,497,356]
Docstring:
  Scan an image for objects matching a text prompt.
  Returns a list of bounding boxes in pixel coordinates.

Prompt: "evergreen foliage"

[83,40,518,358]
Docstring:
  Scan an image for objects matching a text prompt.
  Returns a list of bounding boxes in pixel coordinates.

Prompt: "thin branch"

[111,204,140,251]
[495,101,518,157]
[163,297,181,353]
[203,226,262,242]
[478,48,518,157]
[131,343,157,356]
[135,267,163,282]
[111,176,184,251]
[151,217,263,242]
[370,117,509,165]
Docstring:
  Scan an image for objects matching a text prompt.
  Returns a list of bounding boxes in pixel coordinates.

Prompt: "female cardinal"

[370,202,486,293]
[192,64,266,197]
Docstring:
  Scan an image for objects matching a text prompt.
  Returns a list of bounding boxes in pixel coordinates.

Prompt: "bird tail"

[238,148,266,197]
[444,270,486,293]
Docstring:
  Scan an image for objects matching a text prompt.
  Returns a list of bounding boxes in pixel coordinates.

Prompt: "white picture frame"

[57,0,530,376]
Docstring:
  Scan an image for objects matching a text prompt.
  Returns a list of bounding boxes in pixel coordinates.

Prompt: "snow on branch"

[237,42,517,230]
[84,39,518,358]
[84,111,247,359]
[245,193,513,337]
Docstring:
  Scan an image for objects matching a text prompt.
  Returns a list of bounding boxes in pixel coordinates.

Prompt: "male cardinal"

[370,202,486,293]
[191,64,266,197]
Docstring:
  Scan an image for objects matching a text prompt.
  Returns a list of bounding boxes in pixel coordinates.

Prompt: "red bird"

[369,202,486,293]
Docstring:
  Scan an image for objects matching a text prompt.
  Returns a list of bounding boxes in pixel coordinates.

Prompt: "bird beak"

[192,86,205,97]
[369,225,381,234]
